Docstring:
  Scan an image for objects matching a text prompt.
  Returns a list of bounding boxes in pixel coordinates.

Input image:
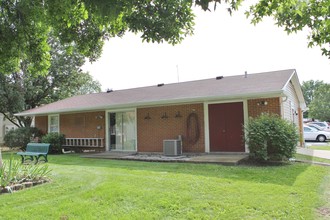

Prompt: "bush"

[4,127,43,150]
[41,133,65,154]
[244,113,299,162]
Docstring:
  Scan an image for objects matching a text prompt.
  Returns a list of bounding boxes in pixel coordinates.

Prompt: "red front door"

[209,102,244,152]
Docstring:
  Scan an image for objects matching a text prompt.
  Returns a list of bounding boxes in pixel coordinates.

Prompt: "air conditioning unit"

[163,140,182,156]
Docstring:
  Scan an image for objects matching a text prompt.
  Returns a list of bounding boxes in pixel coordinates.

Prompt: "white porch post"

[243,99,249,153]
[105,112,110,151]
[204,102,210,153]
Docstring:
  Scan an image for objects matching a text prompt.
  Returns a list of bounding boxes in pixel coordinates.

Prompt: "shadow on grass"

[3,152,310,187]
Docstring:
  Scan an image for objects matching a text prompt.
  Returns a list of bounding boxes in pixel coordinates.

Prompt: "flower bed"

[0,154,51,195]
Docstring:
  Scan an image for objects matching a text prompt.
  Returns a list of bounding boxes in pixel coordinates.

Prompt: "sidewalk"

[296,147,330,160]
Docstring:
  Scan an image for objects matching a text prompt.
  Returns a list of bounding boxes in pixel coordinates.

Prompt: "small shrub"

[41,133,65,154]
[244,113,299,162]
[4,127,42,150]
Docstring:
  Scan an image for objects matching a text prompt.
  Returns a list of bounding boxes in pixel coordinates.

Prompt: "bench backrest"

[26,143,50,153]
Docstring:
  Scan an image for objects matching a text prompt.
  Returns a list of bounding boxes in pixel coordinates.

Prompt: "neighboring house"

[16,69,306,153]
[0,114,17,145]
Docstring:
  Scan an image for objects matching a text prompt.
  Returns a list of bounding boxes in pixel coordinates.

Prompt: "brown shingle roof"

[17,69,296,116]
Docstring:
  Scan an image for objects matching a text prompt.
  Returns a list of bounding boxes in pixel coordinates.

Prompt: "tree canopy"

[301,80,325,107]
[301,80,325,118]
[0,0,329,77]
[0,36,101,127]
[302,80,330,121]
[0,0,195,75]
[308,83,330,121]
[246,0,330,58]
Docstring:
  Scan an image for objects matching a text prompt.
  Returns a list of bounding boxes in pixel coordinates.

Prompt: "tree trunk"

[0,148,3,168]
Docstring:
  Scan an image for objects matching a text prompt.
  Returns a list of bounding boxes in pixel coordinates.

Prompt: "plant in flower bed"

[0,155,51,194]
[41,132,65,154]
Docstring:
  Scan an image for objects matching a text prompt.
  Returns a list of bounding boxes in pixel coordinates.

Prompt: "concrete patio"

[81,151,249,166]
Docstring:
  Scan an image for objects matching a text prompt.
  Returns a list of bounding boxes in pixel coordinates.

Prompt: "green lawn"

[308,145,330,151]
[1,153,330,219]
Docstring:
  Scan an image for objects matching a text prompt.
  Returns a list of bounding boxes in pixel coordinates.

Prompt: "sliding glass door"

[109,111,136,151]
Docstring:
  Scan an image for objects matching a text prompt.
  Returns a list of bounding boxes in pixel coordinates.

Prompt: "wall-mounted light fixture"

[96,115,103,119]
[161,112,168,119]
[144,113,151,120]
[175,111,182,118]
[257,101,268,106]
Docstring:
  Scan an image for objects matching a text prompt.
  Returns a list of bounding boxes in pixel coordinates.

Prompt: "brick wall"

[60,111,105,139]
[248,98,281,118]
[35,116,48,134]
[137,103,204,153]
[35,112,105,139]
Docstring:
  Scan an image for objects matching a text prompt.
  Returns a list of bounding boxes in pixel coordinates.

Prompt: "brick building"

[16,69,306,153]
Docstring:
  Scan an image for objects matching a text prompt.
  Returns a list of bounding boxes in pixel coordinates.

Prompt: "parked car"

[307,121,330,130]
[306,123,330,132]
[303,125,330,142]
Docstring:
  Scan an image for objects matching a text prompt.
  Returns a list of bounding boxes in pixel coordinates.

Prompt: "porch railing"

[63,138,104,148]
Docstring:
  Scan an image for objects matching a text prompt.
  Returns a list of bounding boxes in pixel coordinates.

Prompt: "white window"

[48,115,60,133]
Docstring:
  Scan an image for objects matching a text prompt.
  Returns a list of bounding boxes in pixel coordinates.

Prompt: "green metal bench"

[17,143,50,164]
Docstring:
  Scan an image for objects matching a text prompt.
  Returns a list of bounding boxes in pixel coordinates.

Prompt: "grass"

[0,153,330,219]
[308,145,330,151]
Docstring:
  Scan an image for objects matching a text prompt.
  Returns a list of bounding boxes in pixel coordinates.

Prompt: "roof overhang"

[15,90,285,117]
[282,70,307,110]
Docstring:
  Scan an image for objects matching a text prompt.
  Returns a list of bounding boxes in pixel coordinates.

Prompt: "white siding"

[282,81,299,125]
[0,114,18,144]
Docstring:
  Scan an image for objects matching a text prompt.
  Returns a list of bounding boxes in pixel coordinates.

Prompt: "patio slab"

[82,152,248,165]
[189,154,248,165]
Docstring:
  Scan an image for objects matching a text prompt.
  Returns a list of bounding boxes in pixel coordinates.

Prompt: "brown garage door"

[209,102,244,152]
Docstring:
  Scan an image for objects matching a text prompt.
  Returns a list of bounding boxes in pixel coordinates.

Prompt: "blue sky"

[83,3,330,91]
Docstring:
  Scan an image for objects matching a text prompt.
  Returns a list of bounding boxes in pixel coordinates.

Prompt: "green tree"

[309,84,330,121]
[0,36,101,127]
[301,80,325,106]
[301,80,325,118]
[0,0,195,75]
[245,0,330,58]
[1,0,330,79]
[197,0,330,59]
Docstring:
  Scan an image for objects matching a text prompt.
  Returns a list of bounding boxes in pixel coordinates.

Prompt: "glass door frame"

[105,108,137,152]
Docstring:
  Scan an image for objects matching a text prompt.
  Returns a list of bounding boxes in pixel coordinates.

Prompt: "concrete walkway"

[82,147,330,165]
[296,147,330,160]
